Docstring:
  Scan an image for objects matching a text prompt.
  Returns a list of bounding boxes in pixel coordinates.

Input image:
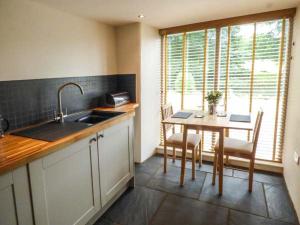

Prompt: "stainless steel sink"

[66,110,124,125]
[11,121,91,142]
[12,110,124,141]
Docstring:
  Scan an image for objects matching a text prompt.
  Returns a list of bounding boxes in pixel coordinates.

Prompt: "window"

[161,11,293,162]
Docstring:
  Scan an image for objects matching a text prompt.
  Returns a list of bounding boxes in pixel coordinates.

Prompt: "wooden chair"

[161,104,202,180]
[213,111,264,192]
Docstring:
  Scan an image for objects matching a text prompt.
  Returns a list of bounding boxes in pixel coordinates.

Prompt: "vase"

[209,104,216,115]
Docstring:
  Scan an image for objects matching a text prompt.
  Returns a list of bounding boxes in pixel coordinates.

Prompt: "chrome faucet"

[57,82,84,123]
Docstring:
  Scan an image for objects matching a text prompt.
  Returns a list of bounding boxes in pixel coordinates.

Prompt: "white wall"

[0,0,161,163]
[283,5,300,218]
[116,23,141,102]
[116,23,161,162]
[140,24,161,161]
[0,0,117,81]
[116,24,141,80]
[116,23,142,162]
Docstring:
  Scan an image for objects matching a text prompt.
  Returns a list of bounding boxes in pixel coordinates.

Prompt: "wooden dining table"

[162,110,255,195]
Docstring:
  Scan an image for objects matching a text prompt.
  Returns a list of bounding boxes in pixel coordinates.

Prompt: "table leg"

[180,125,188,186]
[192,147,196,180]
[212,150,218,185]
[218,128,224,195]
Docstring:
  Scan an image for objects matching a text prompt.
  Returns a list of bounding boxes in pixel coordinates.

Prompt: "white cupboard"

[29,135,100,225]
[0,166,34,225]
[98,118,134,206]
[0,116,135,225]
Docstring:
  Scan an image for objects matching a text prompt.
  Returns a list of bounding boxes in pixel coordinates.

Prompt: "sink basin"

[76,115,108,124]
[12,110,125,141]
[67,110,124,125]
[12,121,91,142]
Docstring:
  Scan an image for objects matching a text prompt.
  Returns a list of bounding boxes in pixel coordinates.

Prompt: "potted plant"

[205,91,222,115]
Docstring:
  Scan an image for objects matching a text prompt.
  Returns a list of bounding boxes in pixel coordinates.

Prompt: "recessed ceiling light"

[138,14,144,19]
[266,2,273,8]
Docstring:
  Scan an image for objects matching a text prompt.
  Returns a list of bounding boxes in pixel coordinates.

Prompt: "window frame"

[160,9,295,163]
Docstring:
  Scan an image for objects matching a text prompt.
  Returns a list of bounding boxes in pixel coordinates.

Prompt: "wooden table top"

[0,103,139,175]
[162,110,255,131]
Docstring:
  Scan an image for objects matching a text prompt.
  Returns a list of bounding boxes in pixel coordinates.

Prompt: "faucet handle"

[65,108,68,116]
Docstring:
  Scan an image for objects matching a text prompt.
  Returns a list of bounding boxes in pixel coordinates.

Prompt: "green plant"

[205,91,222,105]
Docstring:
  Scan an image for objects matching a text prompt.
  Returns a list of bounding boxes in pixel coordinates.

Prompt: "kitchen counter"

[0,103,138,175]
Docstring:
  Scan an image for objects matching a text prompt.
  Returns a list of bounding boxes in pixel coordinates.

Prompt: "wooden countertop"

[0,103,139,175]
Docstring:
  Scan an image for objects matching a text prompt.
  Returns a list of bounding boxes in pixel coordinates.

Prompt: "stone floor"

[94,155,299,225]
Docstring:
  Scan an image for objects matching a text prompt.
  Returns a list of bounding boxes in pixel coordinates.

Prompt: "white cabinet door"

[29,135,100,225]
[98,118,134,206]
[0,166,34,225]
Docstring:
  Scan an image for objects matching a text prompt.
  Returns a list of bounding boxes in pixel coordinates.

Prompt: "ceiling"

[33,0,299,28]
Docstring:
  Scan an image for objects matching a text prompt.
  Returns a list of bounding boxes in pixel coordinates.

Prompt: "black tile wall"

[0,74,136,131]
[117,74,136,102]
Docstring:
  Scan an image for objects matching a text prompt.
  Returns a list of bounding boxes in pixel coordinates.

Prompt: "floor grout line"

[148,193,169,225]
[262,183,270,218]
[227,208,231,225]
[140,182,251,218]
[139,170,274,220]
[167,158,284,184]
[197,186,271,219]
[198,172,207,198]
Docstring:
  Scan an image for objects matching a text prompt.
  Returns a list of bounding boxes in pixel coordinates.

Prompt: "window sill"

[155,146,283,174]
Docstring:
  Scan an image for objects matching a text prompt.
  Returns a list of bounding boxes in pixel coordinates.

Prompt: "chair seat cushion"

[166,133,201,148]
[215,137,253,156]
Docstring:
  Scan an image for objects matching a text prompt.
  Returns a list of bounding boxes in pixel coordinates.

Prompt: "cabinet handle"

[97,134,104,139]
[89,137,97,144]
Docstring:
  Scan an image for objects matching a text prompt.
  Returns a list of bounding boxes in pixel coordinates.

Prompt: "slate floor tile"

[167,158,202,171]
[94,156,299,225]
[199,173,268,217]
[144,155,164,165]
[135,156,163,186]
[136,156,163,175]
[94,218,120,225]
[229,210,295,225]
[199,163,233,176]
[264,184,299,224]
[103,186,166,225]
[168,158,233,176]
[151,194,228,225]
[135,170,153,186]
[135,156,163,174]
[147,166,206,199]
[234,169,284,185]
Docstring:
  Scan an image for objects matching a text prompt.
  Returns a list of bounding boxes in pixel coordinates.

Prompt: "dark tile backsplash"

[0,74,136,131]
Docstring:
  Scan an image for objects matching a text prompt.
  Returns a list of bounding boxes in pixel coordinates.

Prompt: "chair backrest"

[161,104,174,140]
[251,110,264,156]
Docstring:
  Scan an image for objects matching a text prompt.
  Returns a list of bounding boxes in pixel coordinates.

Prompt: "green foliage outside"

[167,20,286,98]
